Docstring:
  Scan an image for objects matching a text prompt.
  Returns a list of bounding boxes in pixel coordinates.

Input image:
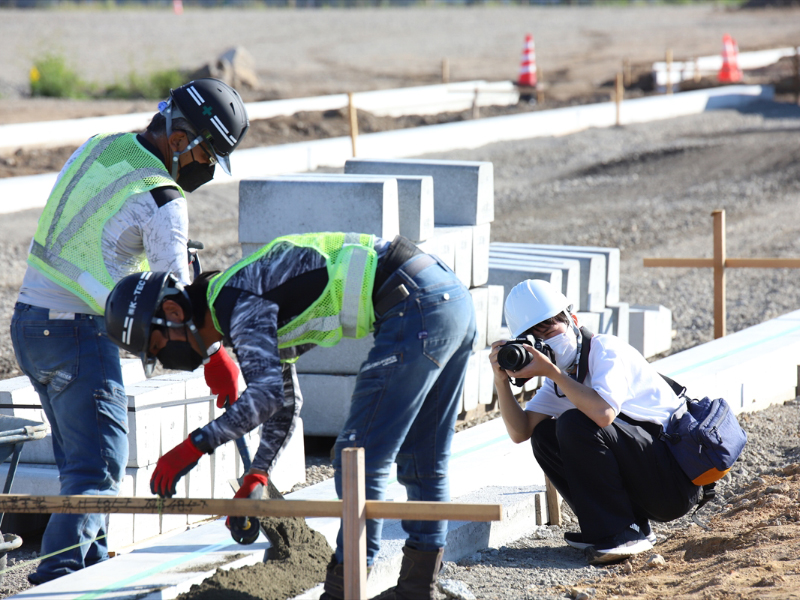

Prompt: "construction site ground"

[2,5,800,599]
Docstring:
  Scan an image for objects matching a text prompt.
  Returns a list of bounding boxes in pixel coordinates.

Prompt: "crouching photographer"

[489,279,701,565]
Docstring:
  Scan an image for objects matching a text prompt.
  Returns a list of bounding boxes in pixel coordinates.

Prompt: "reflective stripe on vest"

[27,133,181,313]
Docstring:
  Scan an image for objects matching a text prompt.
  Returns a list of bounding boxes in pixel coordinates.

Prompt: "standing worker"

[104,233,477,600]
[489,279,699,565]
[10,78,249,584]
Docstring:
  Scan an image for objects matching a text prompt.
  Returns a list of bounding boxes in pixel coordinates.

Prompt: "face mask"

[545,327,578,371]
[176,161,215,193]
[157,340,205,371]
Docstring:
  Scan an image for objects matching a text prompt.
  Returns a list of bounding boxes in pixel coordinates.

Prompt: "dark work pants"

[531,409,700,543]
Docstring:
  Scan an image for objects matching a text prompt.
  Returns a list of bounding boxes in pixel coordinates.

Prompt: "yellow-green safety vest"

[207,233,378,361]
[28,133,183,314]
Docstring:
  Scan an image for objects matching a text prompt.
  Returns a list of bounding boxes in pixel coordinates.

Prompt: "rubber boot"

[369,545,444,600]
[319,554,345,600]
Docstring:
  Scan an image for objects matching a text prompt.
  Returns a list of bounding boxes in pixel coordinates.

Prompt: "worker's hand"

[226,472,268,545]
[150,437,203,498]
[510,343,558,380]
[489,339,512,381]
[204,345,240,409]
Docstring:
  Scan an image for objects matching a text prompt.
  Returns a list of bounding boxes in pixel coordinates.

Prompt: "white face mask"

[545,327,578,371]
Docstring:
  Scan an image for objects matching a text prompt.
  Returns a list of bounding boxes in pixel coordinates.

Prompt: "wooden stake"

[713,209,726,339]
[343,448,366,600]
[666,49,673,95]
[545,477,561,526]
[442,58,450,84]
[794,47,800,106]
[348,92,358,158]
[623,58,631,88]
[615,72,623,127]
[0,495,502,521]
[472,87,480,119]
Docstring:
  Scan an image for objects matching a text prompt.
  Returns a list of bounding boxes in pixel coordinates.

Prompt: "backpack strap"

[659,373,687,398]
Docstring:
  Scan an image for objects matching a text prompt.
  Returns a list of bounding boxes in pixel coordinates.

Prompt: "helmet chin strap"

[163,98,204,179]
[152,313,211,365]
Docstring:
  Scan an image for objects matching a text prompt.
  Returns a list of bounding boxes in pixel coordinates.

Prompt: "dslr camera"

[497,336,555,372]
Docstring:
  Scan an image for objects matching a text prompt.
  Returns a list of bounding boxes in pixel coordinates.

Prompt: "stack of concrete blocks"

[487,243,672,359]
[0,358,305,553]
[237,158,504,436]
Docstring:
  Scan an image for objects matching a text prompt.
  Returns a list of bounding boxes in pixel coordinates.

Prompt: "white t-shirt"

[523,333,682,428]
[17,141,191,315]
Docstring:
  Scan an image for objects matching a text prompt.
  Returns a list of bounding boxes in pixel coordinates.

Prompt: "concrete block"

[593,308,615,336]
[436,226,472,287]
[185,400,213,501]
[478,348,495,405]
[489,254,581,311]
[607,302,630,344]
[472,223,491,287]
[0,376,41,408]
[108,472,135,552]
[239,176,400,244]
[576,311,601,334]
[417,229,456,271]
[629,304,672,359]
[490,246,606,312]
[493,243,620,305]
[126,381,187,468]
[487,264,562,320]
[486,284,505,344]
[462,353,479,413]
[130,464,161,544]
[345,158,494,226]
[296,335,373,375]
[153,368,210,400]
[470,286,489,351]
[120,358,147,386]
[281,173,434,243]
[298,374,357,437]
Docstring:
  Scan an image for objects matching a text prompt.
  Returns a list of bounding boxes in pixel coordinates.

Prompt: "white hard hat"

[504,279,572,338]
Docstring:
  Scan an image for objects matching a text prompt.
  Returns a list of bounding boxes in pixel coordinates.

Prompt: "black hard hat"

[168,78,249,175]
[105,272,185,374]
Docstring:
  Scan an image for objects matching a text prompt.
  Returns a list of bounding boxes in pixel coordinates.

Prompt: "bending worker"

[490,279,699,565]
[10,78,249,584]
[104,233,476,600]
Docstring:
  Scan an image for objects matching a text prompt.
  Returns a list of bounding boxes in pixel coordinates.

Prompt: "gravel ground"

[1,101,799,598]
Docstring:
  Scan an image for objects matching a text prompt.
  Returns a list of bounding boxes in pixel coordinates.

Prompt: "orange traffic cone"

[718,34,742,83]
[517,34,537,88]
[173,0,183,15]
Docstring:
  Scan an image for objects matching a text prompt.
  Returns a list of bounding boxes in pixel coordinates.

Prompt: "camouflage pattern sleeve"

[201,292,286,449]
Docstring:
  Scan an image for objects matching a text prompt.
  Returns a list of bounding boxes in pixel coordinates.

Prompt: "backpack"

[659,375,748,486]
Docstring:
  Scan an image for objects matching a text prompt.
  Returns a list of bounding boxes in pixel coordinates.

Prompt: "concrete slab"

[487,264,562,313]
[489,253,582,311]
[239,176,400,244]
[492,243,620,305]
[295,335,373,375]
[297,374,357,437]
[608,302,630,344]
[436,226,473,288]
[470,286,489,351]
[345,158,494,226]
[489,246,607,313]
[486,284,505,344]
[417,229,456,272]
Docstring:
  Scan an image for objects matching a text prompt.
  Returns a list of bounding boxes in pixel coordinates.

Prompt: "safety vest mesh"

[207,233,378,357]
[27,133,182,314]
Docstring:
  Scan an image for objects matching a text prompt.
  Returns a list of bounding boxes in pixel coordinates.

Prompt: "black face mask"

[176,161,215,193]
[157,340,205,371]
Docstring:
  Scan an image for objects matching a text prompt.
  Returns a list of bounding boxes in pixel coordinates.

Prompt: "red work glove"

[204,345,240,409]
[150,437,203,498]
[226,472,268,545]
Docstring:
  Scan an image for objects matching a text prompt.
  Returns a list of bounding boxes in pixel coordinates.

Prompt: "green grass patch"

[104,69,188,100]
[29,53,89,99]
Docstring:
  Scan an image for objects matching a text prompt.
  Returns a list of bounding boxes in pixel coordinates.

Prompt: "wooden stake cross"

[644,209,800,338]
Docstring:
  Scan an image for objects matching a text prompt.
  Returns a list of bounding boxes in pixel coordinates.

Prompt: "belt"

[373,242,437,317]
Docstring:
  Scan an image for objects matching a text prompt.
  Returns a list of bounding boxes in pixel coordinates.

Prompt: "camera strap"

[554,327,594,398]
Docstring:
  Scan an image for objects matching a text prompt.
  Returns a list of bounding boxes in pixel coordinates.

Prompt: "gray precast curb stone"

[489,253,582,311]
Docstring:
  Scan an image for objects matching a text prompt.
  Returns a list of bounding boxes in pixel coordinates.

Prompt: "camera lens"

[497,343,533,372]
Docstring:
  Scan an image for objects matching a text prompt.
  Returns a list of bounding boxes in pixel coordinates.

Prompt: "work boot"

[369,545,444,600]
[319,554,345,600]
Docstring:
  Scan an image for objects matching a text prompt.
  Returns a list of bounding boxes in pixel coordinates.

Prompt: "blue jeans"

[332,257,477,565]
[10,303,129,583]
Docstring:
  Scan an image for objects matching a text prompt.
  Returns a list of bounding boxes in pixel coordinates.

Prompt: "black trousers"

[531,409,700,542]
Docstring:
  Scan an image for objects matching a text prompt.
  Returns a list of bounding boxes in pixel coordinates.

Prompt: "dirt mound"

[177,517,332,600]
[566,465,800,600]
